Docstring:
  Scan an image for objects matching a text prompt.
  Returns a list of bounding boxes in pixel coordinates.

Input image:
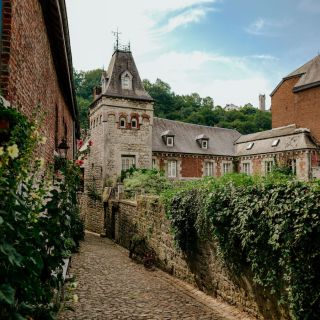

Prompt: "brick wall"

[272,77,320,142]
[106,196,289,320]
[155,153,233,179]
[0,0,75,162]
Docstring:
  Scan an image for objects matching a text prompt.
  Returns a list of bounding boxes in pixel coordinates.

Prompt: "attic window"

[202,140,208,149]
[167,136,174,147]
[246,142,254,150]
[121,71,133,90]
[272,139,280,147]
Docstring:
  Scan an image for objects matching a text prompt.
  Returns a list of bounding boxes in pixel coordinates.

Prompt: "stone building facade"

[83,49,319,187]
[0,0,79,160]
[86,50,154,192]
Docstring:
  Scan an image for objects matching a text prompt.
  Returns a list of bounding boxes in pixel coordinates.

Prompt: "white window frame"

[242,162,251,175]
[152,158,156,169]
[204,161,214,176]
[166,136,174,147]
[288,159,297,175]
[167,160,177,178]
[246,142,254,150]
[202,140,208,149]
[121,71,133,90]
[121,155,136,171]
[223,162,232,174]
[264,160,274,174]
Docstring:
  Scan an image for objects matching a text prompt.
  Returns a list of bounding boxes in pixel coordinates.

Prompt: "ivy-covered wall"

[106,196,288,319]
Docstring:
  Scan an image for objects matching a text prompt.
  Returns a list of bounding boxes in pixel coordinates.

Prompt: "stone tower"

[87,48,154,192]
[259,94,266,111]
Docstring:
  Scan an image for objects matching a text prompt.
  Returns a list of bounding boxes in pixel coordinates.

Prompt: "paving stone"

[59,233,251,320]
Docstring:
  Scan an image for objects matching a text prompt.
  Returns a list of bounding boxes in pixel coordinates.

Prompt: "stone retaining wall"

[106,195,289,320]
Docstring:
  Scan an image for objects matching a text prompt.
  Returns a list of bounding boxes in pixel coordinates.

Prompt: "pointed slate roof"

[101,50,153,102]
[271,55,320,96]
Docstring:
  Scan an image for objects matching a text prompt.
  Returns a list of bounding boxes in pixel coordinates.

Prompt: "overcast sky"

[66,0,320,108]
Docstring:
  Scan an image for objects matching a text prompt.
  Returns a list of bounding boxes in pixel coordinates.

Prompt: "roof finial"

[112,28,121,51]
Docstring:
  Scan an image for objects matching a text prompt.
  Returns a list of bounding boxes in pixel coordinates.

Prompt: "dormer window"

[196,134,209,149]
[119,117,126,128]
[131,118,137,129]
[202,140,208,149]
[161,130,175,147]
[166,136,174,147]
[121,71,133,90]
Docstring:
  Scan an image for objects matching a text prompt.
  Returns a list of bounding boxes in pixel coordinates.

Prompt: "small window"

[121,155,135,171]
[100,115,102,124]
[242,162,251,175]
[272,139,280,147]
[265,160,274,174]
[152,159,156,169]
[119,117,126,128]
[204,162,214,176]
[167,136,174,147]
[202,140,208,149]
[121,71,132,90]
[168,160,177,178]
[288,159,297,175]
[131,118,137,129]
[223,163,231,174]
[246,142,254,150]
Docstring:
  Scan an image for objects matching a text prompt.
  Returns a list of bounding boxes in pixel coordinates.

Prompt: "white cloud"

[160,8,207,33]
[140,51,273,108]
[245,18,265,35]
[245,17,290,37]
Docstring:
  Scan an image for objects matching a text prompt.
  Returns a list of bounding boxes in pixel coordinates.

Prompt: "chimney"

[259,94,266,111]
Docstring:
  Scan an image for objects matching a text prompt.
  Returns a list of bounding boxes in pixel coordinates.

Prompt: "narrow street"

[59,232,252,320]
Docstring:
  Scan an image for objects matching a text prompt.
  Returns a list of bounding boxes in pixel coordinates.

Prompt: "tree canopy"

[73,70,271,135]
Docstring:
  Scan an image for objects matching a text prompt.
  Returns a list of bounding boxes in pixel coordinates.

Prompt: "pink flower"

[77,139,84,148]
[75,159,84,166]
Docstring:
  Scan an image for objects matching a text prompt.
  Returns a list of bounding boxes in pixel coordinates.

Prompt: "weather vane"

[111,28,131,52]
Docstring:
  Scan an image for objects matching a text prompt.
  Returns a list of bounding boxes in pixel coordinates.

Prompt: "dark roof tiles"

[152,118,241,156]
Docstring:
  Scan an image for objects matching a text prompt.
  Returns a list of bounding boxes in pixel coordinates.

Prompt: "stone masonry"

[105,196,290,320]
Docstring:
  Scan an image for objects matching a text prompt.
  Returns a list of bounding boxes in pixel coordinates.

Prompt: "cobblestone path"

[59,232,252,320]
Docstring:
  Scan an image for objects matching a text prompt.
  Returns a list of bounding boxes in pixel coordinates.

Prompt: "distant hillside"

[74,70,271,134]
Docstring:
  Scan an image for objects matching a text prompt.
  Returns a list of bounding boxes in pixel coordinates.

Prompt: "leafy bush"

[123,169,171,197]
[0,104,84,319]
[164,174,320,319]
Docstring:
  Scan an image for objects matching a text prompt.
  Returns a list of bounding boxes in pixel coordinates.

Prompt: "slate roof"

[152,118,241,156]
[100,50,153,102]
[271,55,320,96]
[236,124,298,143]
[235,125,317,156]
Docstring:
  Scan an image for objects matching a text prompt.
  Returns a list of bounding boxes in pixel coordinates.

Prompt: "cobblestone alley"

[59,232,253,320]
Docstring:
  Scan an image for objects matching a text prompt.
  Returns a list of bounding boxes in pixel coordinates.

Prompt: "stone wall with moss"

[106,196,288,319]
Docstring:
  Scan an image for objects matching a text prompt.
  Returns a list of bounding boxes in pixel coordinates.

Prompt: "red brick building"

[0,0,79,160]
[271,55,320,143]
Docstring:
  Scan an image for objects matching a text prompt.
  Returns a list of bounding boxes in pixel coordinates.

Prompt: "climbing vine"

[0,104,84,319]
[163,173,320,319]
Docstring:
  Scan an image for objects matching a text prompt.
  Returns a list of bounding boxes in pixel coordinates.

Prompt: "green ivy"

[163,174,320,319]
[0,104,84,319]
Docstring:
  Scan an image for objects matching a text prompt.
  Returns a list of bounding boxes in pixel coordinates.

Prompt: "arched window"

[131,118,137,129]
[119,117,126,128]
[121,71,133,90]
